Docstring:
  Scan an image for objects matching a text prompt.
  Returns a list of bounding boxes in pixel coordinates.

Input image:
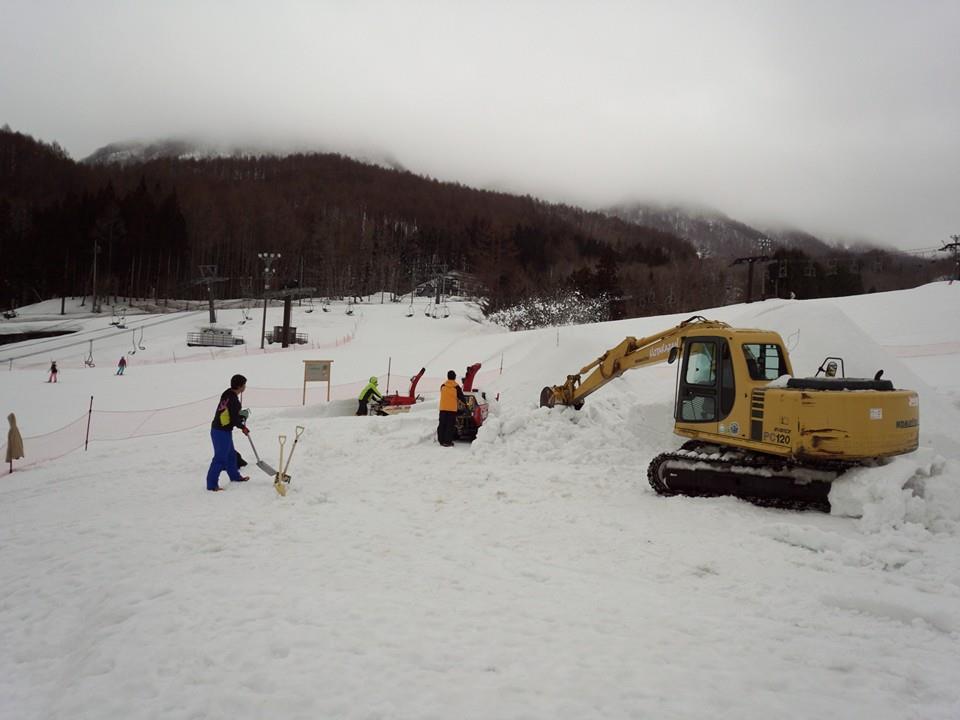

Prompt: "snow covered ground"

[1,284,959,720]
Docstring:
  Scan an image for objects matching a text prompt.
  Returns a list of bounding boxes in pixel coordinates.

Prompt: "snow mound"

[830,451,960,533]
[473,391,676,470]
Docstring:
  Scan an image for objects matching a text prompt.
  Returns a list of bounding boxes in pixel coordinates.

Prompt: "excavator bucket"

[539,387,557,408]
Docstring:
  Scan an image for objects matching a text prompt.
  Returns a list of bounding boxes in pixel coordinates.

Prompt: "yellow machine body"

[671,328,919,462]
[541,316,919,465]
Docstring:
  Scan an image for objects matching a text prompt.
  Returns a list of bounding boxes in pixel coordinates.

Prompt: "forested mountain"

[603,201,834,259]
[0,128,950,322]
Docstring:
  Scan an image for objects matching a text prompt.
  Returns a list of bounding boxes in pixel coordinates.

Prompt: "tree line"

[0,128,951,322]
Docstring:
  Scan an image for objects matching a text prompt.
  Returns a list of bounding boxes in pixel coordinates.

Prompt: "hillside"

[1,283,959,719]
[0,128,695,319]
[4,127,952,324]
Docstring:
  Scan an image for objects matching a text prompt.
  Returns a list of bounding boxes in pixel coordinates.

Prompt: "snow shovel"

[244,432,278,476]
[278,426,305,484]
[274,434,288,497]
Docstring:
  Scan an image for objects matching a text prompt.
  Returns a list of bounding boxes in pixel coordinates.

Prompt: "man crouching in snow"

[206,373,251,491]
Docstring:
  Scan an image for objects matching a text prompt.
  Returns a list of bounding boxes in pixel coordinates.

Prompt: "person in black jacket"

[206,374,251,491]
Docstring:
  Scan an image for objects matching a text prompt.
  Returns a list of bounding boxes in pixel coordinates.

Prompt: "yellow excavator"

[540,316,919,511]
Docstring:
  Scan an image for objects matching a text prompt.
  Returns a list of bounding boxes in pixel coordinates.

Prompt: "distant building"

[415,271,482,298]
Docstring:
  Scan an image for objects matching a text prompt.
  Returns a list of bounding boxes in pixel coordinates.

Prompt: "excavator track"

[647,441,842,512]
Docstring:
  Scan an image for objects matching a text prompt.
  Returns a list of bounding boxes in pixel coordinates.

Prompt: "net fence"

[1,368,500,477]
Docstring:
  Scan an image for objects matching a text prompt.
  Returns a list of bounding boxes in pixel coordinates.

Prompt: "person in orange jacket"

[438,370,466,446]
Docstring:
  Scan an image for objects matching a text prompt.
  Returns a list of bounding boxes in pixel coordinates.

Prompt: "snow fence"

[0,369,500,477]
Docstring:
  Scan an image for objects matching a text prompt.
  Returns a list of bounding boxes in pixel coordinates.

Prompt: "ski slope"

[1,284,959,720]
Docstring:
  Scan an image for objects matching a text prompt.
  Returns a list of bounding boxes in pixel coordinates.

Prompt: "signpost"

[303,360,333,405]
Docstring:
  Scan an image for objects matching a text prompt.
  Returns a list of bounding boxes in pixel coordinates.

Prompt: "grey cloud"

[2,0,957,249]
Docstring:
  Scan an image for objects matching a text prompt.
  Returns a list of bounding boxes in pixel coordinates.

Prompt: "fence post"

[84,396,94,451]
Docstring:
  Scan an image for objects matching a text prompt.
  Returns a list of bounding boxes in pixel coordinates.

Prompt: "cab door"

[675,337,733,429]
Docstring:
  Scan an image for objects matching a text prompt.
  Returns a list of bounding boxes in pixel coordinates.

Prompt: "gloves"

[241,425,250,435]
[239,408,251,420]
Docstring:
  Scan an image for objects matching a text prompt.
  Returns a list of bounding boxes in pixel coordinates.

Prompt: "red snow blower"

[454,363,489,442]
[375,367,426,415]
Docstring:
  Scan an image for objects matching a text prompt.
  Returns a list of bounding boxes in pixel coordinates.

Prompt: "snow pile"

[474,387,675,470]
[830,451,960,533]
[486,291,609,330]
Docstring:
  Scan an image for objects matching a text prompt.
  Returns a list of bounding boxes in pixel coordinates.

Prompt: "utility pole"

[731,238,772,304]
[258,252,281,349]
[941,235,960,281]
[91,237,100,313]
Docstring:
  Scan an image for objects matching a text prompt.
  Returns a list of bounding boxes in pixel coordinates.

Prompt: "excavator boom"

[540,316,730,408]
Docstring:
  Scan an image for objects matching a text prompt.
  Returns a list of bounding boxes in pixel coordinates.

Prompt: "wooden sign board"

[303,360,333,403]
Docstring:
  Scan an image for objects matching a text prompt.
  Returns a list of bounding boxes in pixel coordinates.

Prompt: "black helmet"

[231,374,247,389]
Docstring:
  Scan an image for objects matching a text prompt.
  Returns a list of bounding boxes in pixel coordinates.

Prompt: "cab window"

[684,342,717,386]
[678,339,723,423]
[742,343,787,381]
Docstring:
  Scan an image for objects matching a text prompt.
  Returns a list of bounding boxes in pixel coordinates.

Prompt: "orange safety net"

[0,368,500,477]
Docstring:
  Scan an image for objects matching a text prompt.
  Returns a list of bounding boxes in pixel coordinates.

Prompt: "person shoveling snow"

[205,373,251,491]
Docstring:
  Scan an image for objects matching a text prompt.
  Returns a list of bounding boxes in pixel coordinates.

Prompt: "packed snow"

[1,284,959,719]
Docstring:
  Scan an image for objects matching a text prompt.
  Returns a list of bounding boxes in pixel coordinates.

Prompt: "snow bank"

[2,287,960,720]
[830,451,960,533]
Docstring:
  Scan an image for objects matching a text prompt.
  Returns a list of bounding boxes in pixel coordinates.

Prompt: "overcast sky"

[2,0,958,249]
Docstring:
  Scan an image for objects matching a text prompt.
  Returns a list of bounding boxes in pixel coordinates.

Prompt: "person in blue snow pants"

[206,374,250,491]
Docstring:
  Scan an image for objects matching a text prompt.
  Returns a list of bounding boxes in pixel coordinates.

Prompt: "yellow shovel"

[274,434,287,497]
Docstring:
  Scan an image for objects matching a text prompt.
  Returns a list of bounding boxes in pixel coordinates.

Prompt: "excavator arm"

[539,316,731,408]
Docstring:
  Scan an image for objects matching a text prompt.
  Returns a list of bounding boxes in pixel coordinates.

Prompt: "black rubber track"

[647,441,840,512]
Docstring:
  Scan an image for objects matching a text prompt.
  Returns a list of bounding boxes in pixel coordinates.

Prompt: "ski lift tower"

[731,237,772,304]
[941,234,960,281]
[258,252,281,349]
[195,265,229,324]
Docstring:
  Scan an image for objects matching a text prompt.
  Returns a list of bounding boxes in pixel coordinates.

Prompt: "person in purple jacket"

[206,374,251,491]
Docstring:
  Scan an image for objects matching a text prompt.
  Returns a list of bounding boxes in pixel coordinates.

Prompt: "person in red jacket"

[437,370,466,447]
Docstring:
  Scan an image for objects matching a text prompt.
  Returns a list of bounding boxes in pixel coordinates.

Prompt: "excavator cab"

[674,336,791,425]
